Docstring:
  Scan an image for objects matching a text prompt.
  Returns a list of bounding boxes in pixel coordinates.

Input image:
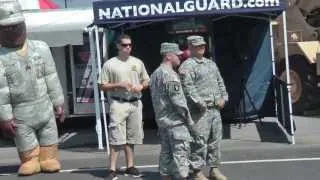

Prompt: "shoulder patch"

[131,65,137,72]
[174,83,180,91]
[167,81,181,94]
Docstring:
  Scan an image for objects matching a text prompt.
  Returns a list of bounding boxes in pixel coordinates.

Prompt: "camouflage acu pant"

[190,108,222,169]
[158,125,191,178]
[13,96,59,152]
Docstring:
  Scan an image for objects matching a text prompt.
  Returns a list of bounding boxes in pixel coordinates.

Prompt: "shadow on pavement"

[72,168,161,180]
[143,130,160,145]
[222,123,231,139]
[222,120,290,144]
[71,169,106,179]
[254,121,290,144]
[58,128,160,150]
[0,165,18,174]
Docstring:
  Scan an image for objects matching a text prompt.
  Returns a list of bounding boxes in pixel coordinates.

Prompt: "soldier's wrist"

[52,97,64,107]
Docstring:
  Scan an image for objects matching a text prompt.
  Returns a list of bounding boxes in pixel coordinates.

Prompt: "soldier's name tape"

[1,157,320,176]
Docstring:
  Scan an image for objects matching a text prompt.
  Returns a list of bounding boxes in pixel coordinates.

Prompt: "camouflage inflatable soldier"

[179,36,228,180]
[150,43,195,180]
[0,0,64,176]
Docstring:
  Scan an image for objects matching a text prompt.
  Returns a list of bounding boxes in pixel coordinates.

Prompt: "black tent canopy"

[88,0,295,152]
[93,0,287,26]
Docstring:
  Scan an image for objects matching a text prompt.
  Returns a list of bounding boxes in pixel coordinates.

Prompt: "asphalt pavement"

[0,116,320,179]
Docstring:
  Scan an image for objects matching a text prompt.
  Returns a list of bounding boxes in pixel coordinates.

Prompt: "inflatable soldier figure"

[0,0,64,176]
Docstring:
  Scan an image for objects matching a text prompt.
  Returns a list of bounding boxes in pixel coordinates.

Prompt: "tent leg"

[89,28,104,150]
[102,30,111,156]
[269,17,278,116]
[103,28,109,60]
[68,45,77,117]
[282,11,295,145]
[94,26,110,156]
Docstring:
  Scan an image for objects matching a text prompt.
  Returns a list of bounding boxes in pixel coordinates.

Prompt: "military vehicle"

[275,0,320,114]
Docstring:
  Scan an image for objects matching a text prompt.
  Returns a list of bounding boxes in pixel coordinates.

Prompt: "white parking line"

[60,167,107,173]
[1,157,320,176]
[221,157,320,164]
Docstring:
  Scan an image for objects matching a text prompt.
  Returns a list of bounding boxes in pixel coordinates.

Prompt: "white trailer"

[24,8,102,117]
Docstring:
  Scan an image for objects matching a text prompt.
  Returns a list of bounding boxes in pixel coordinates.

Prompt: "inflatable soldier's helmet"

[0,0,26,48]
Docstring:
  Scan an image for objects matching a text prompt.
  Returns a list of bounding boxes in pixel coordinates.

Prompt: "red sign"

[39,0,59,9]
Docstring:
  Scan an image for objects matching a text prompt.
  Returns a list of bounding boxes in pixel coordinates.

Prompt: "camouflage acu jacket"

[178,57,228,111]
[0,40,64,122]
[150,63,193,129]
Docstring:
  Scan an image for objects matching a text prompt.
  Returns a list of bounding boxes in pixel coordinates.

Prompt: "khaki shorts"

[108,100,143,145]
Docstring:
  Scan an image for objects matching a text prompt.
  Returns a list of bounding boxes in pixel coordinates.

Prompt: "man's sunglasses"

[121,43,132,47]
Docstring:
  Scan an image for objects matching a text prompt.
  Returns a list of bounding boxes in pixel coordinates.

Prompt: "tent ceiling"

[24,8,93,47]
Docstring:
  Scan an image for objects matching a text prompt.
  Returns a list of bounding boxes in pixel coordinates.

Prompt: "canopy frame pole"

[269,17,278,116]
[102,29,108,60]
[94,25,110,155]
[89,27,104,150]
[68,44,77,116]
[282,11,295,145]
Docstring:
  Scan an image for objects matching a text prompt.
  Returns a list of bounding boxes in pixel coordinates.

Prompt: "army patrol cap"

[0,0,25,26]
[160,42,183,55]
[187,35,206,46]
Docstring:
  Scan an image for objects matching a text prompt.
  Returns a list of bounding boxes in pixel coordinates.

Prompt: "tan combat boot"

[39,144,61,173]
[209,168,227,180]
[191,170,209,180]
[18,146,41,176]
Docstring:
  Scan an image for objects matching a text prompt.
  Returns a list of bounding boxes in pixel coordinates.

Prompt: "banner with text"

[93,0,287,24]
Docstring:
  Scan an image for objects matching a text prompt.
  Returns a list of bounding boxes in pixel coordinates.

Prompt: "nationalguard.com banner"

[93,0,287,24]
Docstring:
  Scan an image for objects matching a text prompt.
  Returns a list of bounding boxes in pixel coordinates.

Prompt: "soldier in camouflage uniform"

[178,36,228,180]
[0,0,64,176]
[150,42,196,180]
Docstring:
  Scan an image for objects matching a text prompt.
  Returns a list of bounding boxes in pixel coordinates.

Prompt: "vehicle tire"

[306,8,320,27]
[278,55,315,115]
